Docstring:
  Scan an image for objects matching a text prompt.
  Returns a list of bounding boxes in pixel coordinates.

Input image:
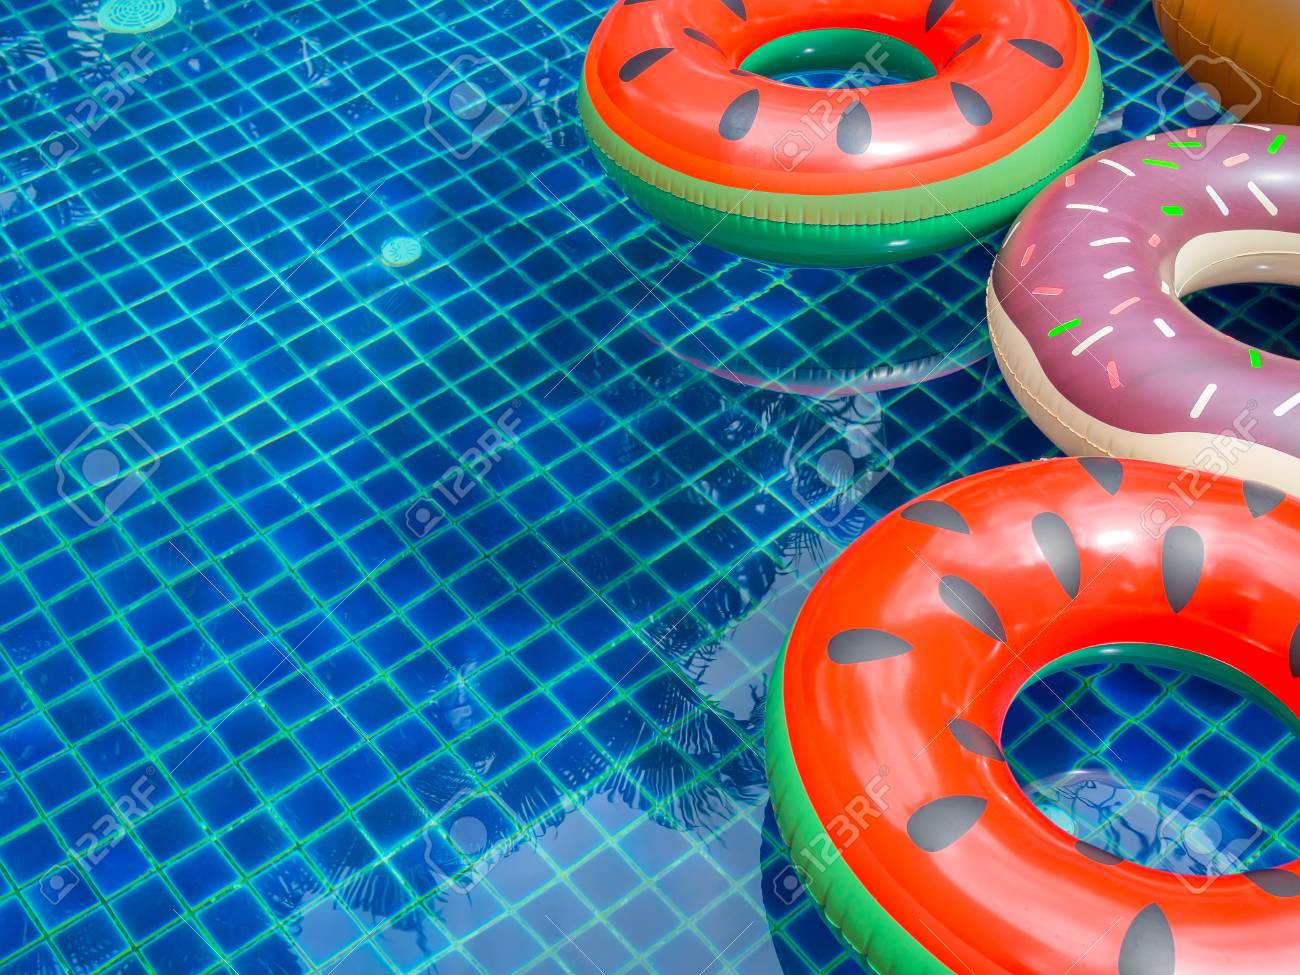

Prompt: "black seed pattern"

[1078,456,1123,495]
[902,500,970,534]
[719,89,760,140]
[1161,525,1203,614]
[1076,840,1123,866]
[944,34,982,68]
[925,0,957,31]
[836,101,872,155]
[717,0,746,19]
[1008,38,1065,68]
[1290,622,1300,679]
[1033,512,1080,598]
[939,575,1006,642]
[948,719,1004,760]
[619,48,673,82]
[908,796,986,852]
[950,83,992,126]
[1118,905,1175,975]
[1248,869,1300,897]
[1244,480,1286,518]
[828,628,912,664]
[683,27,722,51]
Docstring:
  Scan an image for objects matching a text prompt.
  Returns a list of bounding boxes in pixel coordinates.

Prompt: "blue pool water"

[2,0,1300,973]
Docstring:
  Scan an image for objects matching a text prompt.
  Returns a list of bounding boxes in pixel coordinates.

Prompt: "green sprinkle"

[1161,205,1184,216]
[1250,348,1262,368]
[1167,140,1202,148]
[1269,134,1286,154]
[1048,318,1081,337]
[1143,159,1179,169]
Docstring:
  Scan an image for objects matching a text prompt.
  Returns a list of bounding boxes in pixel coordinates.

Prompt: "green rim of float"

[766,651,953,974]
[739,30,939,85]
[580,49,1102,266]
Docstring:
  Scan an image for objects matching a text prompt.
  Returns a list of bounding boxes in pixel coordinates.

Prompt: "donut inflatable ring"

[989,125,1300,495]
[767,456,1300,975]
[1154,0,1300,125]
[579,0,1102,266]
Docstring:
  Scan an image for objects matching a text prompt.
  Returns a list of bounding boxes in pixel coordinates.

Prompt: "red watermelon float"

[580,0,1102,265]
[768,457,1300,973]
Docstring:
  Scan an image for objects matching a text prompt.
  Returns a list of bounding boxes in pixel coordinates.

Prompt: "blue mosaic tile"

[1,0,1298,972]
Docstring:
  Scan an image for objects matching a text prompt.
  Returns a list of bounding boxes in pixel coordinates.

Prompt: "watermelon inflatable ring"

[579,0,1103,266]
[768,457,1300,974]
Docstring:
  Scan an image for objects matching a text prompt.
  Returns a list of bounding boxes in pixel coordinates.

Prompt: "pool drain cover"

[379,237,422,267]
[98,0,177,33]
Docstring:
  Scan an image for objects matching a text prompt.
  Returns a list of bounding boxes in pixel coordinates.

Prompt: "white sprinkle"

[1275,392,1300,417]
[1205,184,1229,215]
[1103,266,1135,279]
[1090,237,1131,247]
[1160,280,1171,295]
[1240,124,1272,131]
[1067,204,1110,213]
[1072,325,1114,356]
[1248,180,1278,216]
[1190,383,1217,419]
[1099,158,1136,177]
[1154,317,1176,337]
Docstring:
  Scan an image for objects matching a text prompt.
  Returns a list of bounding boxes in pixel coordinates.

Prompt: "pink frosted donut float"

[988,124,1300,494]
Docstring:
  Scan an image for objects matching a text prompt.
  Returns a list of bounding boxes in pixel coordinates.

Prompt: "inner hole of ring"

[1173,230,1300,357]
[1002,642,1300,876]
[738,29,937,89]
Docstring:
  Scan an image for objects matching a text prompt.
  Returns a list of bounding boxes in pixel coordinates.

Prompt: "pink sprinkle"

[1148,234,1161,247]
[1109,296,1140,315]
[1032,286,1063,296]
[1224,153,1250,167]
[1107,360,1121,389]
[1065,173,1077,187]
[1020,243,1037,267]
[1187,128,1198,138]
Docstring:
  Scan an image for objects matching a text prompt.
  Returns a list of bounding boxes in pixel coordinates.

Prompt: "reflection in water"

[1027,770,1271,877]
[759,800,871,975]
[645,324,988,397]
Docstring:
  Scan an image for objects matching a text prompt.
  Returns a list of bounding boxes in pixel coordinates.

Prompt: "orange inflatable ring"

[579,0,1102,266]
[1154,0,1300,125]
[768,456,1300,975]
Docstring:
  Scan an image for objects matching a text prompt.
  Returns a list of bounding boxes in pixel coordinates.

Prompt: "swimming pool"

[2,0,1299,973]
